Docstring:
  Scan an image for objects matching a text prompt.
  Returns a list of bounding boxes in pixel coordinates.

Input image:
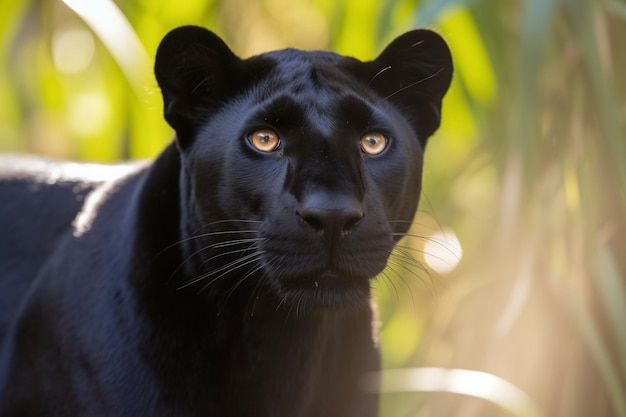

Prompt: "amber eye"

[360,132,388,155]
[249,129,280,152]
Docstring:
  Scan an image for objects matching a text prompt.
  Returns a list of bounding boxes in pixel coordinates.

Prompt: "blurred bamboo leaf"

[437,7,495,105]
[594,244,626,379]
[415,0,479,26]
[377,367,544,417]
[607,0,626,18]
[514,0,559,156]
[564,0,626,194]
[63,0,152,98]
[562,280,626,417]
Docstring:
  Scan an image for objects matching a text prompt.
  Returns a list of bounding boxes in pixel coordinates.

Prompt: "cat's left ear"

[360,30,453,146]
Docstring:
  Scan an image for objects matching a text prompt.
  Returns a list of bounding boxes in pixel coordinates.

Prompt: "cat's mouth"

[317,269,344,281]
[275,268,372,309]
[258,227,393,309]
[308,269,364,288]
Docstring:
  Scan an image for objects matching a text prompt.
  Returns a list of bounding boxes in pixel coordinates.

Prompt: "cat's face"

[155,26,452,309]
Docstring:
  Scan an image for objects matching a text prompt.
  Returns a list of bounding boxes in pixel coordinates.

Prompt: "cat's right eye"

[249,129,281,153]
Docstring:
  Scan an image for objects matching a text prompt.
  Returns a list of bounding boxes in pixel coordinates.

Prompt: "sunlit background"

[1,0,625,416]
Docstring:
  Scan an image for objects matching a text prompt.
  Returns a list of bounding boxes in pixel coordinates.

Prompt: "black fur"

[0,26,452,416]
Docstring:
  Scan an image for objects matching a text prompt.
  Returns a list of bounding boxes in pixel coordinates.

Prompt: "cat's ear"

[364,30,453,146]
[155,26,241,142]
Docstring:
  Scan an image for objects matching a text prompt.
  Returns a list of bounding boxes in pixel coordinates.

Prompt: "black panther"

[0,26,452,416]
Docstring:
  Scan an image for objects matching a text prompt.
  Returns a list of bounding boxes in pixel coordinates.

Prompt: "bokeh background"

[1,0,625,416]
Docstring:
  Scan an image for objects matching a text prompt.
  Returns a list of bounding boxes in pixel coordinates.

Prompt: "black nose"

[297,192,364,239]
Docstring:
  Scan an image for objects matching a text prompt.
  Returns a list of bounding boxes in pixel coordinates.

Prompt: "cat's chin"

[275,270,372,311]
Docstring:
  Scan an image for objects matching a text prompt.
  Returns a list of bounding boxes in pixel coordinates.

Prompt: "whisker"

[392,233,461,260]
[384,260,416,309]
[178,250,262,290]
[167,238,263,283]
[192,219,263,230]
[197,240,262,269]
[220,262,266,312]
[392,247,430,272]
[375,267,400,302]
[388,252,430,283]
[275,295,288,313]
[184,219,262,242]
[387,220,413,225]
[205,238,264,252]
[391,244,443,297]
[197,252,265,294]
[198,243,260,269]
[367,65,392,86]
[417,192,446,235]
[244,266,271,317]
[153,228,259,261]
[384,67,445,100]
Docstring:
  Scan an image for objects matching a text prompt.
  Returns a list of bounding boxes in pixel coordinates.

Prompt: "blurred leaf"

[564,0,626,194]
[379,367,544,417]
[415,0,479,26]
[562,280,626,417]
[438,7,495,104]
[514,0,559,152]
[63,0,152,98]
[594,244,626,378]
[607,0,626,18]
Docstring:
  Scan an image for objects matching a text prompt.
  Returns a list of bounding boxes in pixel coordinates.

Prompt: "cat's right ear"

[351,29,453,147]
[155,26,241,142]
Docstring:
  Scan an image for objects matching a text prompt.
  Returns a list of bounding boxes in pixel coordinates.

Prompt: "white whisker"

[384,67,445,100]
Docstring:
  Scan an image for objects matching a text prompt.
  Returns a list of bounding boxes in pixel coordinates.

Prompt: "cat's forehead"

[261,48,345,69]
[241,50,378,137]
[255,48,358,93]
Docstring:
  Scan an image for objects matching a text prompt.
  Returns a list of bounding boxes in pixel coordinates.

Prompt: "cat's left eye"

[360,132,388,155]
[249,129,281,153]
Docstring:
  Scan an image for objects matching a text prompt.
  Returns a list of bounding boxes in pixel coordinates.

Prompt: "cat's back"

[0,155,140,338]
[0,156,127,251]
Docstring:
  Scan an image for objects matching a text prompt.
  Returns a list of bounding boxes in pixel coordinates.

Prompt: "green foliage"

[1,0,624,416]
